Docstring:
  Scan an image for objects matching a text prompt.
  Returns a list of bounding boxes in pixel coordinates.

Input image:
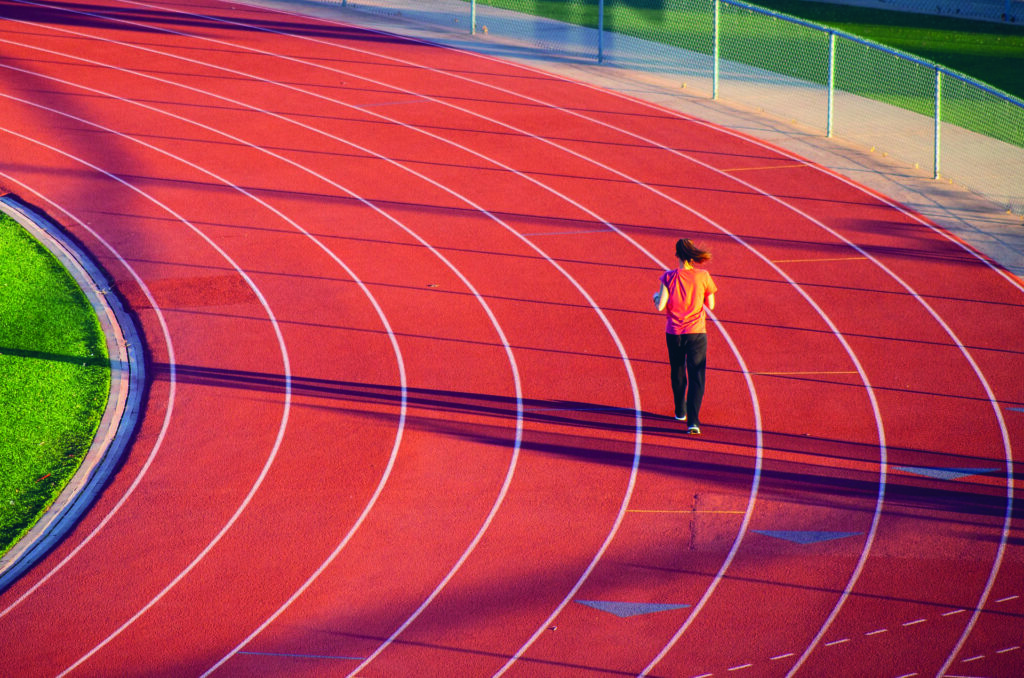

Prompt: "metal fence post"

[934,66,942,179]
[713,0,720,100]
[598,0,605,63]
[471,0,476,35]
[826,31,835,137]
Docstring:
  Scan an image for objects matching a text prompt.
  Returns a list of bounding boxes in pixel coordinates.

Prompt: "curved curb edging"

[0,195,144,592]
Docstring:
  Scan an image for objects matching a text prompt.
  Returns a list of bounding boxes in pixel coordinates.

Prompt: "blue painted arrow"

[753,530,861,544]
[576,600,690,618]
[894,466,998,481]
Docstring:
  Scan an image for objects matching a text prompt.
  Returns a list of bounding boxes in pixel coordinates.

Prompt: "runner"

[653,238,717,434]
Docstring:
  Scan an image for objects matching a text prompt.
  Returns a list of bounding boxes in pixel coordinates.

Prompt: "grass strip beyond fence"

[471,0,1024,146]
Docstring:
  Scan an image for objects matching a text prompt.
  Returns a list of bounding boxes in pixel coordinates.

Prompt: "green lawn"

[750,0,1024,100]
[0,211,110,558]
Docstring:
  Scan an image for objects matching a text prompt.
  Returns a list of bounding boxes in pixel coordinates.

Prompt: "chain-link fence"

[331,0,1024,215]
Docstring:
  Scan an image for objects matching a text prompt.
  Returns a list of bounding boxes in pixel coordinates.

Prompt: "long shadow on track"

[156,361,1021,524]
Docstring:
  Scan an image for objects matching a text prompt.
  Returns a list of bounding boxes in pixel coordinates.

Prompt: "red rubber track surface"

[0,1,1021,676]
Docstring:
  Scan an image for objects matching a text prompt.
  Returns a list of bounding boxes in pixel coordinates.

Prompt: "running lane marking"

[0,11,650,675]
[721,163,803,173]
[771,257,869,263]
[383,27,1014,675]
[71,4,886,672]
[0,30,524,678]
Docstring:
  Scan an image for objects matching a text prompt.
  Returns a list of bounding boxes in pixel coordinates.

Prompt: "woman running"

[653,238,718,434]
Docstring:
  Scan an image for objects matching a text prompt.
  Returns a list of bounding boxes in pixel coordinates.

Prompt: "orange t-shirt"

[660,268,717,334]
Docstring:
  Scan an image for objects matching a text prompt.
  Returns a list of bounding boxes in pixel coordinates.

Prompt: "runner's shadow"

[154,361,1021,522]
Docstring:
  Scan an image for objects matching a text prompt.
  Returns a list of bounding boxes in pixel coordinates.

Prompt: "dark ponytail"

[676,238,711,264]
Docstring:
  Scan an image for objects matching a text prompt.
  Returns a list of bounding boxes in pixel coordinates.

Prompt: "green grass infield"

[0,210,110,558]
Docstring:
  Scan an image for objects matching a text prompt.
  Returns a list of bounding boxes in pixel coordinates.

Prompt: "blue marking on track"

[576,600,691,618]
[237,651,366,661]
[894,466,999,481]
[753,530,861,544]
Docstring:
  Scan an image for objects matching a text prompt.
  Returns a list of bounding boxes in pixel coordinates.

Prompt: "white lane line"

[0,30,514,678]
[56,3,860,675]
[236,12,1018,670]
[866,628,889,636]
[902,618,926,627]
[772,257,869,264]
[0,11,650,677]
[331,24,1017,675]
[0,173,176,620]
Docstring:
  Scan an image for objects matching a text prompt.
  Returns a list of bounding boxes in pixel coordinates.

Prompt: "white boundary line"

[1,5,647,673]
[263,15,1014,674]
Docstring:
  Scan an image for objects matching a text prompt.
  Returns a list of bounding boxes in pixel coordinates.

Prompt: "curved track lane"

[0,1,1020,676]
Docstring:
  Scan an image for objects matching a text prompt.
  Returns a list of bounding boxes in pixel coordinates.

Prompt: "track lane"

[2,1,888,675]
[296,34,1015,675]
[4,0,1019,675]
[6,3,638,675]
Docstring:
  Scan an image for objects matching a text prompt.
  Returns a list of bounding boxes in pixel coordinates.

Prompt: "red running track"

[0,0,1021,676]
